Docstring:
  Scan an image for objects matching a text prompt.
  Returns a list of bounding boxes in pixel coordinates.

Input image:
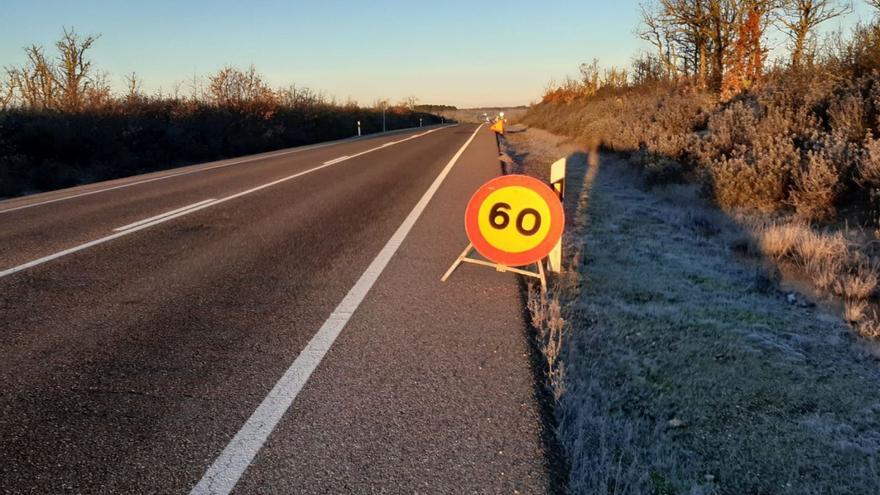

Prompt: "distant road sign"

[464,175,564,267]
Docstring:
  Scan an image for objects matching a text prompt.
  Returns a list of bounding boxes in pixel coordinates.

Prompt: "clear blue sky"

[0,0,872,108]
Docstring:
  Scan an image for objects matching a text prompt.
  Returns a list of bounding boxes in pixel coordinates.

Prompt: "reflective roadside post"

[548,157,566,273]
[357,120,361,136]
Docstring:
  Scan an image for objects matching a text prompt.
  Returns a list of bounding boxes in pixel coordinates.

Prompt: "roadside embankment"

[505,127,880,494]
[521,77,880,341]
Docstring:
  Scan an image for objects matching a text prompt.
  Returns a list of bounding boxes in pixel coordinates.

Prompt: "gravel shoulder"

[505,128,880,495]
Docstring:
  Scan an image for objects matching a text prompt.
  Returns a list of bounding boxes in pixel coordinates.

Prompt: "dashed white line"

[322,155,350,166]
[113,199,217,232]
[0,126,450,279]
[188,124,482,495]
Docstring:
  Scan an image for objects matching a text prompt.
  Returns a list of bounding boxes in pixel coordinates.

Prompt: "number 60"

[489,202,541,236]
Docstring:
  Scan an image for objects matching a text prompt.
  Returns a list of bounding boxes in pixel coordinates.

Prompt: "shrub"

[827,90,868,142]
[859,133,880,186]
[790,142,848,221]
[704,134,798,212]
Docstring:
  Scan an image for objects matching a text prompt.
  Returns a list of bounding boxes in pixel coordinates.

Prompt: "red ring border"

[464,174,564,267]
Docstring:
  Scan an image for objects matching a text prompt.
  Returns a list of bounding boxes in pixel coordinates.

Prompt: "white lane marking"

[0,126,452,215]
[113,199,218,232]
[0,126,452,279]
[188,124,483,495]
[322,155,349,166]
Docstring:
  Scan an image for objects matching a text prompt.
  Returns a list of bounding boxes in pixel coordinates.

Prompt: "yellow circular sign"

[464,175,564,267]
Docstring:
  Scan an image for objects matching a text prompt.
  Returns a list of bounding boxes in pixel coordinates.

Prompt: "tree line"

[0,29,444,198]
[637,0,862,94]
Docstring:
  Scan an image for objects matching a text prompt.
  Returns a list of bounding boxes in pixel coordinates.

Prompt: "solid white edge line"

[0,125,453,215]
[113,199,217,232]
[0,125,453,279]
[188,124,484,495]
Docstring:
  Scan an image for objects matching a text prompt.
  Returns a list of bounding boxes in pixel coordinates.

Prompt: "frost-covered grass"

[506,129,880,495]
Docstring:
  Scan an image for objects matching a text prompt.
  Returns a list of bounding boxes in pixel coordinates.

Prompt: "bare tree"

[641,0,719,88]
[9,44,58,110]
[124,72,142,103]
[402,95,418,110]
[84,70,112,109]
[631,53,670,84]
[5,29,101,111]
[280,84,324,108]
[579,58,601,94]
[188,71,202,102]
[0,70,16,109]
[603,67,630,88]
[639,4,680,80]
[55,28,99,111]
[640,0,782,93]
[778,0,852,68]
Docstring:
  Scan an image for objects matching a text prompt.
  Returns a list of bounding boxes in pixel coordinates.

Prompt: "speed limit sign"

[464,175,564,267]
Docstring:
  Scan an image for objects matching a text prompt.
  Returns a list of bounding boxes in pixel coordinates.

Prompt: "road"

[0,124,556,494]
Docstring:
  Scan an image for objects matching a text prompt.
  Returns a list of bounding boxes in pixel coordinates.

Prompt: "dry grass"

[845,298,869,323]
[805,256,845,291]
[527,287,567,401]
[793,228,848,267]
[749,220,880,313]
[756,221,806,259]
[835,259,880,300]
[856,310,880,338]
[750,220,880,336]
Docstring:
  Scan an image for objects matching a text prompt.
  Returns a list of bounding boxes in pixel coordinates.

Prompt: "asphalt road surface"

[0,125,556,494]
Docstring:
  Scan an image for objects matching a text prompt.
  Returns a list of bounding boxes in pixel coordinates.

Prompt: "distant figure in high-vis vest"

[490,112,506,154]
[490,112,506,134]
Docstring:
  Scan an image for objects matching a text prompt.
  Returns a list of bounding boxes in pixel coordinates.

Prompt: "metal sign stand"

[441,242,547,291]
